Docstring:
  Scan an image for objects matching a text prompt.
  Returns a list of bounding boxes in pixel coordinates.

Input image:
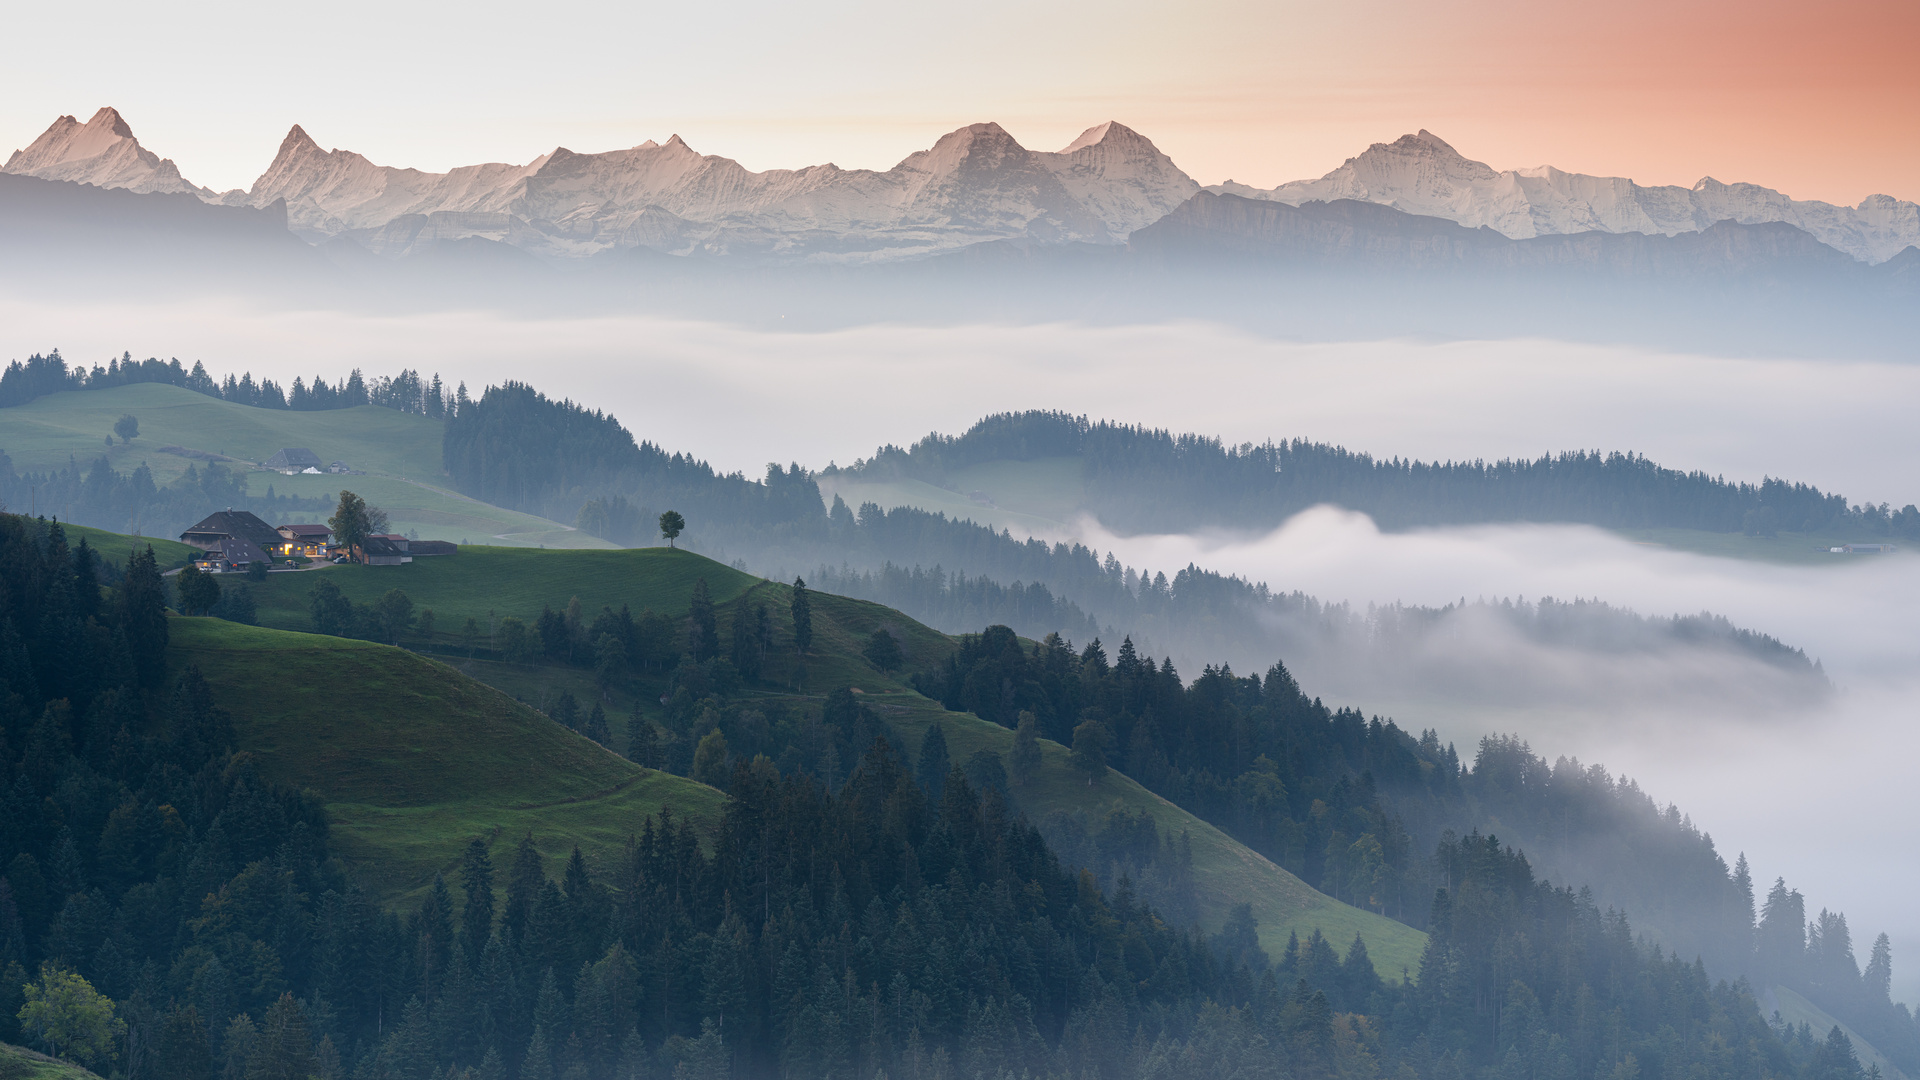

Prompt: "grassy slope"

[185,543,1423,976]
[0,383,604,548]
[0,1044,103,1080]
[1768,986,1908,1080]
[169,617,726,907]
[60,520,199,569]
[242,546,760,638]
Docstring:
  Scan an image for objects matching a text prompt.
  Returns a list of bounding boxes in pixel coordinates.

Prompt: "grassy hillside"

[187,542,1425,977]
[0,1043,104,1080]
[169,617,726,906]
[0,383,603,547]
[61,520,199,569]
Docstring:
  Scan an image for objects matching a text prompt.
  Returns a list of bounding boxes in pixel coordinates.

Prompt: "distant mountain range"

[1211,130,1920,265]
[5,107,1916,264]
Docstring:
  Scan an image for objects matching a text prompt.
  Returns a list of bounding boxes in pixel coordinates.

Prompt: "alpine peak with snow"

[2,107,210,198]
[5,107,1917,263]
[1209,129,1920,264]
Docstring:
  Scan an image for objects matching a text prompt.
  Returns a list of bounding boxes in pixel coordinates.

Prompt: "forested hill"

[0,512,1902,1080]
[832,409,1920,538]
[442,380,824,538]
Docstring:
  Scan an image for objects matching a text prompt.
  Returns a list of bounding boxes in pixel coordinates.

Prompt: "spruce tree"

[503,835,543,941]
[157,1005,211,1080]
[583,704,611,748]
[915,723,950,798]
[790,578,812,654]
[245,992,313,1080]
[121,545,168,686]
[625,712,657,769]
[460,839,495,961]
[1009,712,1041,787]
[686,579,718,662]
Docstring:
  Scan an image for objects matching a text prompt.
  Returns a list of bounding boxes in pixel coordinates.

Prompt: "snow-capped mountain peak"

[3,106,204,196]
[1211,132,1919,263]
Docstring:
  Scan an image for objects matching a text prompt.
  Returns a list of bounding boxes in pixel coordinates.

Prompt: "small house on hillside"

[327,460,353,474]
[192,536,271,573]
[265,448,323,474]
[276,522,331,557]
[357,535,409,566]
[181,509,282,553]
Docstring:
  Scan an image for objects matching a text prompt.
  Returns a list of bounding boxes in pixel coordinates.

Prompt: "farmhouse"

[180,509,282,553]
[191,535,271,573]
[264,447,324,474]
[276,522,332,557]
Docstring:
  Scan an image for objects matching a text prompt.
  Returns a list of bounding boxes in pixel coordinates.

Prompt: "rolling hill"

[0,382,599,547]
[168,616,726,906]
[183,541,1427,976]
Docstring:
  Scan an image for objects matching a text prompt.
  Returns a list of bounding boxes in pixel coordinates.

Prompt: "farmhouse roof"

[203,536,271,566]
[181,509,281,549]
[265,447,323,471]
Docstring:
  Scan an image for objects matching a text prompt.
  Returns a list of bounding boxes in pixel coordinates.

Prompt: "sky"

[3,0,1916,205]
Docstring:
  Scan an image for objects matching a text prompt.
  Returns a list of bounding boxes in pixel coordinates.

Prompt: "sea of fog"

[1082,509,1920,999]
[5,298,1917,996]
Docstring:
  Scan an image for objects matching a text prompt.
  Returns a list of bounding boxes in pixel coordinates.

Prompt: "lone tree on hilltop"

[113,414,139,444]
[658,510,685,549]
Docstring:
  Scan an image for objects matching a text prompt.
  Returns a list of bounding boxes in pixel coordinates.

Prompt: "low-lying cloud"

[1084,507,1920,998]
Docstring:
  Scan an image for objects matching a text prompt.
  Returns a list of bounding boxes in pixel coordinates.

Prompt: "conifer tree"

[460,839,495,961]
[790,578,812,654]
[504,836,544,941]
[686,579,718,662]
[157,1005,211,1080]
[245,992,314,1080]
[583,704,611,748]
[625,712,657,769]
[1009,712,1041,787]
[915,723,950,798]
[120,546,168,689]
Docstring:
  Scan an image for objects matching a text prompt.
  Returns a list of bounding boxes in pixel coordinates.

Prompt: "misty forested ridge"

[833,410,1920,539]
[1,511,1913,1080]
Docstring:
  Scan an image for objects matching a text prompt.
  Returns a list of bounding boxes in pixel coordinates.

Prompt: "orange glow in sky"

[1,0,1913,205]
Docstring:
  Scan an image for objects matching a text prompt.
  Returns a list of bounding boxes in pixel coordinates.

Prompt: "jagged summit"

[3,105,204,196]
[280,124,322,154]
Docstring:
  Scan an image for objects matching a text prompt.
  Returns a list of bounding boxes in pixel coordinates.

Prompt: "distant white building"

[265,447,324,474]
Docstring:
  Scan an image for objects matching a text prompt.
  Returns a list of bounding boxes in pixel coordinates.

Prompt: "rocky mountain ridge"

[234,118,1200,261]
[1210,130,1919,264]
[3,107,211,198]
[6,110,1916,263]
